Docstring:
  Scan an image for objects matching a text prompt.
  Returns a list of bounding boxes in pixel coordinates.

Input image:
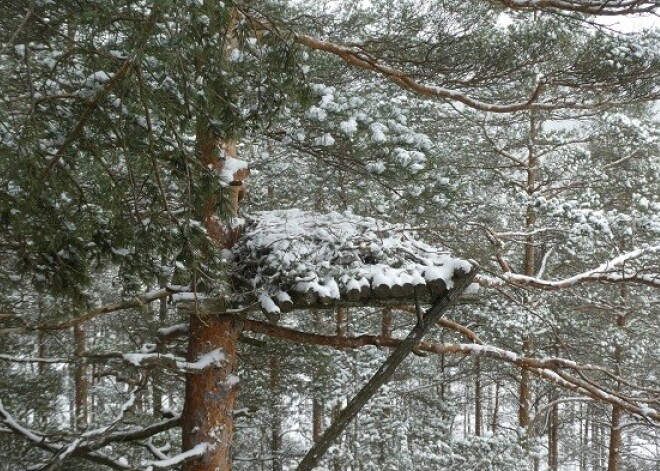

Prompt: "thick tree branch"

[0,286,188,335]
[293,34,558,113]
[491,0,659,15]
[243,320,659,422]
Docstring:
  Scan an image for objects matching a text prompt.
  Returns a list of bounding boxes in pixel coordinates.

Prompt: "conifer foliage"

[1,1,659,470]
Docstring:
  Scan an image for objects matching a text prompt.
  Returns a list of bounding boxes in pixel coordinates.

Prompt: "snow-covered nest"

[230,209,473,316]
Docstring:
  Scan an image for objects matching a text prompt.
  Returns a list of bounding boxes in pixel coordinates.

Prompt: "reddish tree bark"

[519,336,533,432]
[182,313,243,471]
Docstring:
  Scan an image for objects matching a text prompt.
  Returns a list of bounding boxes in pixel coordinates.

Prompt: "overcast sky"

[597,14,659,32]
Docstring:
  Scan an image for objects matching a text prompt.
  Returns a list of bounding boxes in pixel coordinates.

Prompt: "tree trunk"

[381,307,392,339]
[592,417,601,471]
[73,324,87,430]
[607,313,626,471]
[582,406,590,471]
[519,111,539,439]
[336,307,347,339]
[333,403,342,471]
[439,345,446,403]
[184,9,245,462]
[182,313,242,471]
[312,313,325,444]
[491,380,500,434]
[474,357,482,436]
[313,398,323,443]
[518,336,533,433]
[153,271,168,416]
[549,392,559,471]
[270,355,282,471]
[549,343,560,471]
[37,301,48,426]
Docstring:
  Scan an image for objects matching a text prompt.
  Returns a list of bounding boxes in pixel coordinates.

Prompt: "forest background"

[0,1,659,470]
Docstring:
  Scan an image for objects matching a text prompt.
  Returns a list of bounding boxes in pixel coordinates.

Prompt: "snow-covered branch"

[142,443,209,470]
[492,0,658,15]
[289,34,564,114]
[123,349,226,373]
[242,320,660,421]
[0,285,189,336]
[0,398,182,468]
[0,400,132,470]
[480,245,660,290]
[237,12,658,114]
[0,353,69,363]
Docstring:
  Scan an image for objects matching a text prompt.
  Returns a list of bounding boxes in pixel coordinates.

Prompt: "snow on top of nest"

[231,209,473,315]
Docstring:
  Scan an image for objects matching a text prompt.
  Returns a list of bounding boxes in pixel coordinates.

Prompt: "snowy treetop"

[231,209,473,316]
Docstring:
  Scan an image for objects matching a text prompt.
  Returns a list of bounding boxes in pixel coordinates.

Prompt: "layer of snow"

[232,209,472,308]
[123,349,225,372]
[220,156,249,183]
[144,443,209,470]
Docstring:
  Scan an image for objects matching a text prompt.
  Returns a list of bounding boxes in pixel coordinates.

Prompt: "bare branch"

[478,245,660,289]
[492,0,659,15]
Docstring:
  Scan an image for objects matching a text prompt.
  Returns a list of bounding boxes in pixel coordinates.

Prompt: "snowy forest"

[1,1,659,470]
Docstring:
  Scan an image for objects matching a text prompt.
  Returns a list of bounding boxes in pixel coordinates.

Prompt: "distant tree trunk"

[607,313,626,471]
[464,383,470,437]
[474,357,482,436]
[313,398,323,443]
[312,314,324,444]
[336,307,347,338]
[549,390,559,471]
[491,380,500,434]
[153,269,168,416]
[36,301,48,426]
[334,307,348,468]
[73,324,87,430]
[592,418,601,471]
[600,423,607,470]
[438,330,447,404]
[520,112,538,442]
[518,336,533,433]
[381,307,391,339]
[182,312,242,471]
[333,403,342,471]
[270,355,282,471]
[582,405,590,471]
[37,301,47,375]
[549,343,560,471]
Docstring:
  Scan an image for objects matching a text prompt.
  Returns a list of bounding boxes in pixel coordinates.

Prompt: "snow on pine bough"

[230,209,476,319]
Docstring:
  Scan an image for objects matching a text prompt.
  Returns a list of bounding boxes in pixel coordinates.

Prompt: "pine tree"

[1,1,659,470]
